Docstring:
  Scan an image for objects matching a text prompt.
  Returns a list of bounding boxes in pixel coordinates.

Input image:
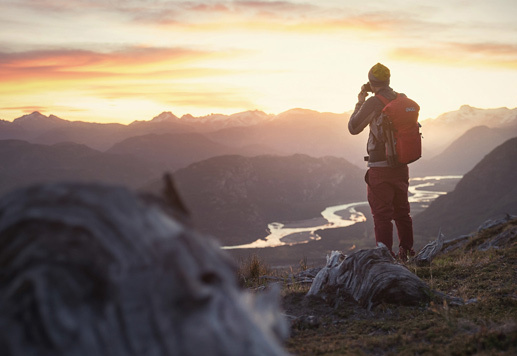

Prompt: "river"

[224,175,462,249]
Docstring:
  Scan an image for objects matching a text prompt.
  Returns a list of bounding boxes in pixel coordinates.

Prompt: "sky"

[1,0,516,124]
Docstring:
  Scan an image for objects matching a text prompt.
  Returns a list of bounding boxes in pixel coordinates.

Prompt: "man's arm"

[348,95,382,135]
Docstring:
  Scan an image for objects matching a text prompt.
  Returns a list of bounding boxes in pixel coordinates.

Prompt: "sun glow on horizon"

[1,0,516,124]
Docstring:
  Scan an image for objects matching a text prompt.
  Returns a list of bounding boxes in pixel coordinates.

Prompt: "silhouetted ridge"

[411,124,517,176]
[413,137,517,238]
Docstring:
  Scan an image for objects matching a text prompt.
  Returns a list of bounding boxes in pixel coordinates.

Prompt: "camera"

[361,82,372,93]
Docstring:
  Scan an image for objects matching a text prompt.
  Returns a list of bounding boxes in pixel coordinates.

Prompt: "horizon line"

[3,104,516,125]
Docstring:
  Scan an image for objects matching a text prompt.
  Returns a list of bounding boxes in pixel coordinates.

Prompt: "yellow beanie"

[368,63,390,86]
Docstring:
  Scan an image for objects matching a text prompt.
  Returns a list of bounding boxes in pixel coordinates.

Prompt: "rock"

[0,181,289,356]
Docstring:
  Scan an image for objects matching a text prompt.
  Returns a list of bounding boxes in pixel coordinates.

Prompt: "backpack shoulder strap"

[375,93,397,106]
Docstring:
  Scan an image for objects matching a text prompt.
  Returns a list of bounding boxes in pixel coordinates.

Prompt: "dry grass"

[241,220,517,355]
[284,245,517,354]
[237,254,315,293]
[237,254,272,288]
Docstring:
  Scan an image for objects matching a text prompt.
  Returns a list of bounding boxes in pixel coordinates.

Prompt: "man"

[348,63,415,262]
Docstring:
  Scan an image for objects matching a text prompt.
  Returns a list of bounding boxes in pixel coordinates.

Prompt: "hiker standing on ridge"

[347,63,416,262]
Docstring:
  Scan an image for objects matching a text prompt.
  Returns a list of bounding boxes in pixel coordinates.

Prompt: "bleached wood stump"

[414,214,517,265]
[307,247,431,310]
[414,231,446,266]
[0,181,289,356]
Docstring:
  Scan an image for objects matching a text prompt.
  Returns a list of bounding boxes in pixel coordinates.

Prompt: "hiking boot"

[398,247,415,263]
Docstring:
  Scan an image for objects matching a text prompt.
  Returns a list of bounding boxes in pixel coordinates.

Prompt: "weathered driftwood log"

[307,247,431,310]
[477,213,516,232]
[441,235,471,253]
[0,182,289,356]
[414,231,446,266]
[414,215,517,265]
[415,233,472,266]
[478,225,517,250]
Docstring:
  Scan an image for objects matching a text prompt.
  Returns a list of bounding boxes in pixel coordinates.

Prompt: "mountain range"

[0,110,275,151]
[3,105,516,174]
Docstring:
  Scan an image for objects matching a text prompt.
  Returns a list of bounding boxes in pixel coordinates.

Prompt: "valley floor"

[275,220,517,355]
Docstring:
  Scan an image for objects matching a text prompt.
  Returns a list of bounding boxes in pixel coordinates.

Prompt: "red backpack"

[376,93,422,167]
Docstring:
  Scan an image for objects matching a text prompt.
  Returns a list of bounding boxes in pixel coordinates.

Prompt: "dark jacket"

[348,86,398,167]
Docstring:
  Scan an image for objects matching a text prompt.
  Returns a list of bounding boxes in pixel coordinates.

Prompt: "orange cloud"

[390,42,517,70]
[451,42,517,57]
[2,47,217,70]
[0,44,257,116]
[0,105,88,114]
[0,46,241,83]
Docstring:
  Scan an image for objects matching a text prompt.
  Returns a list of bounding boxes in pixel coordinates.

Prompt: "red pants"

[365,165,413,253]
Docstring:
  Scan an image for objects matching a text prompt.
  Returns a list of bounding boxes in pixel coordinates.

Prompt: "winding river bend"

[225,175,462,249]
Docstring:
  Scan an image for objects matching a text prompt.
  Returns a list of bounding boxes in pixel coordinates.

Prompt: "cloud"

[27,0,371,33]
[0,44,258,114]
[9,0,514,39]
[0,45,253,118]
[121,1,319,28]
[390,42,517,70]
[0,105,49,113]
[5,0,490,43]
[7,0,110,14]
[0,105,88,114]
[116,1,451,39]
[0,46,239,82]
[1,46,211,68]
[452,42,517,57]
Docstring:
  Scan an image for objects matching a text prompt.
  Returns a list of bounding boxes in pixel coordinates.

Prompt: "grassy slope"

[259,219,517,355]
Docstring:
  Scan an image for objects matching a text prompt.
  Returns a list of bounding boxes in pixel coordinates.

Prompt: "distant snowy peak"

[13,111,68,129]
[227,110,274,127]
[280,108,320,116]
[18,111,48,121]
[275,108,323,120]
[179,110,274,128]
[151,111,180,122]
[430,106,517,127]
[16,111,57,122]
[180,114,195,121]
